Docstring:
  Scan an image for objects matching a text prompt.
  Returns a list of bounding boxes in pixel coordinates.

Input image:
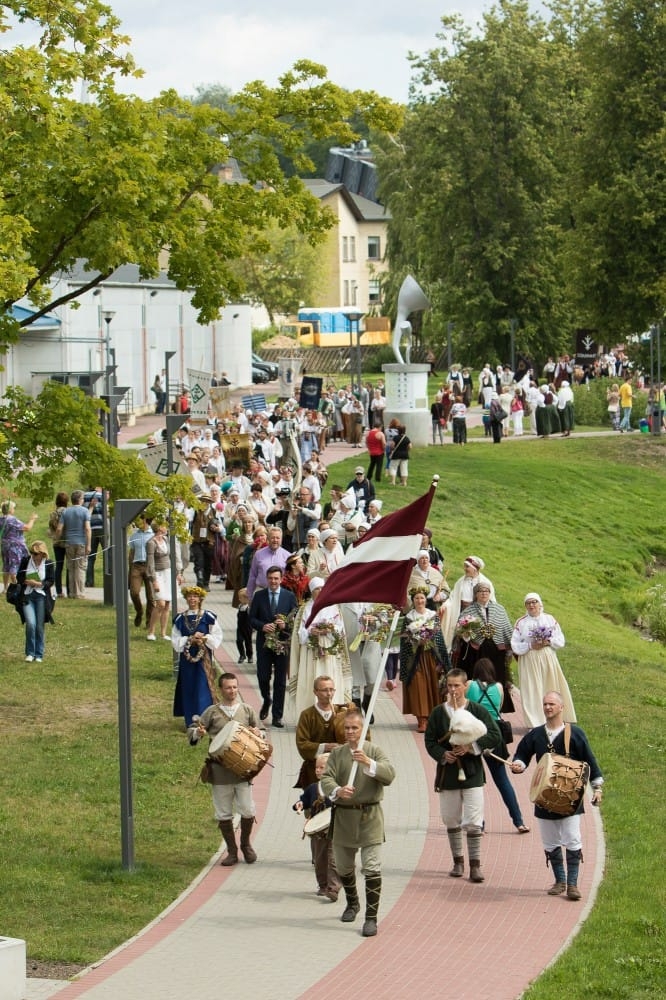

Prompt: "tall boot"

[362,874,381,937]
[240,815,258,864]
[361,693,375,725]
[339,871,360,922]
[565,848,583,900]
[447,827,465,878]
[545,848,566,895]
[218,819,238,867]
[467,829,485,882]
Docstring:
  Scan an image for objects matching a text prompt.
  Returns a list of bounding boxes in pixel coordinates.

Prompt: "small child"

[450,396,467,445]
[293,753,340,901]
[236,587,253,664]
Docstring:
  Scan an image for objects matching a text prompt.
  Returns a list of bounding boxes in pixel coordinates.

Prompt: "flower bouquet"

[529,624,553,645]
[454,614,483,642]
[265,608,296,656]
[307,619,345,659]
[348,604,395,652]
[404,615,439,651]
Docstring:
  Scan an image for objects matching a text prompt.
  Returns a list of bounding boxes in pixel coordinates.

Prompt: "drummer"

[188,672,261,867]
[510,691,603,901]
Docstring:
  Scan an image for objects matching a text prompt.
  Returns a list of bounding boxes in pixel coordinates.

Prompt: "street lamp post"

[509,317,518,373]
[164,350,176,418]
[103,311,115,395]
[114,498,151,871]
[447,321,455,370]
[165,413,185,676]
[343,311,364,396]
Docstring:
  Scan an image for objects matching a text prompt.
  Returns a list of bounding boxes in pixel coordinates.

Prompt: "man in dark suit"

[249,565,297,728]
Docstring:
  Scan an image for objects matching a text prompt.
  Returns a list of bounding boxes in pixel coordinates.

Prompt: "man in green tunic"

[321,710,395,937]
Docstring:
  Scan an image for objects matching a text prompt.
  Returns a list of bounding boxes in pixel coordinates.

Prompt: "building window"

[351,281,358,306]
[368,279,381,303]
[349,236,356,262]
[343,280,350,306]
[342,237,349,262]
[367,236,381,260]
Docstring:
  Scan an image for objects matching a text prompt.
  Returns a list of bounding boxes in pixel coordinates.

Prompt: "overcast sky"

[103,1,491,103]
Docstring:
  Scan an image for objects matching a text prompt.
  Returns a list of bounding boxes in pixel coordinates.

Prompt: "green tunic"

[424,701,501,790]
[321,742,395,848]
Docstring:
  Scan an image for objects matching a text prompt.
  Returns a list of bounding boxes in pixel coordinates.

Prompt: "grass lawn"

[0,433,664,996]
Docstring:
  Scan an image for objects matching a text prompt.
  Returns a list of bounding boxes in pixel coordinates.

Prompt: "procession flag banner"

[209,385,230,417]
[221,432,252,468]
[187,368,212,423]
[278,356,302,398]
[299,376,322,410]
[305,478,439,626]
[240,392,267,413]
[138,443,182,478]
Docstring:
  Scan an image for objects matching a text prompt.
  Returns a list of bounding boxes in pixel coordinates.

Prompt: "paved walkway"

[23,408,605,1000]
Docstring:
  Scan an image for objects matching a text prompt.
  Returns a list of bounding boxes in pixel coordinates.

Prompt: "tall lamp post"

[114,498,151,871]
[343,311,364,396]
[165,412,185,674]
[447,321,455,370]
[509,317,518,373]
[164,349,176,417]
[103,311,116,395]
[650,323,662,436]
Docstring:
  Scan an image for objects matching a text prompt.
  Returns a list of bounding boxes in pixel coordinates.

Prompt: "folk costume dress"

[288,601,353,721]
[399,609,451,723]
[511,611,576,727]
[455,600,516,712]
[172,607,223,726]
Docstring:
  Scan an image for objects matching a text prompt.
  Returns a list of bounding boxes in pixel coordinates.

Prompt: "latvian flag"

[305,481,438,626]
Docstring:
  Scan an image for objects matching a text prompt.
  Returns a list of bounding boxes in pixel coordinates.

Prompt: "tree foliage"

[0,2,401,347]
[0,381,195,527]
[380,0,666,364]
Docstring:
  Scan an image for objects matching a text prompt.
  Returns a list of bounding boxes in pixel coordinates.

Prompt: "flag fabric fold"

[304,484,437,626]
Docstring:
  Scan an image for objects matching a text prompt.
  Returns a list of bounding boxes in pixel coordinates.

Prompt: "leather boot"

[565,848,583,900]
[240,816,257,864]
[447,827,464,877]
[339,871,360,922]
[545,848,566,895]
[362,874,381,937]
[218,819,238,866]
[467,830,485,882]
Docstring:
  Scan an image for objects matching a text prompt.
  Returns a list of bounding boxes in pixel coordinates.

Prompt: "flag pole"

[346,608,401,786]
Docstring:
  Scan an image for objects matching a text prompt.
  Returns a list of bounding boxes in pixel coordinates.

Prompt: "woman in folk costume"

[319,528,345,577]
[444,555,495,650]
[511,592,576,727]
[172,586,223,726]
[408,549,451,628]
[556,380,575,437]
[454,581,516,713]
[399,587,451,732]
[287,578,353,722]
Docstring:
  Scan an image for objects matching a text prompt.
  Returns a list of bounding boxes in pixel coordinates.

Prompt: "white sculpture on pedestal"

[391,275,431,364]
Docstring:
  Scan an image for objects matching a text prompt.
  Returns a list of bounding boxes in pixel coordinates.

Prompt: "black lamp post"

[343,311,364,396]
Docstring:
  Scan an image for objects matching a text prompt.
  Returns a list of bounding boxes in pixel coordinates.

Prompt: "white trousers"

[211,781,255,821]
[538,814,582,852]
[439,786,484,832]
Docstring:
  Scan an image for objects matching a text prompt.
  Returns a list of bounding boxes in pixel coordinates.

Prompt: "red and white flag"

[305,480,438,625]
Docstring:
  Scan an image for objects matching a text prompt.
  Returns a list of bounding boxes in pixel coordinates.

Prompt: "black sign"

[575,328,598,366]
[299,376,322,411]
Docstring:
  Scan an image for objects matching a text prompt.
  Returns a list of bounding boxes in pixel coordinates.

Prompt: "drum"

[303,807,332,838]
[529,752,590,816]
[209,722,273,780]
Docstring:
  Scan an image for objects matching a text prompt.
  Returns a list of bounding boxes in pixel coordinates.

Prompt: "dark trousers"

[367,454,384,482]
[86,532,104,588]
[256,644,287,721]
[236,609,253,659]
[491,419,503,444]
[54,544,67,597]
[191,541,213,589]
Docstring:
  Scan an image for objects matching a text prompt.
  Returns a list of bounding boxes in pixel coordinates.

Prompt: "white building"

[2,262,252,413]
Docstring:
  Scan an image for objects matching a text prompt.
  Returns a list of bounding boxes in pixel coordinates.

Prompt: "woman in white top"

[511,592,576,727]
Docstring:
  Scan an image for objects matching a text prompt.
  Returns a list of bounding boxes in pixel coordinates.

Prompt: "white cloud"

[108,1,491,103]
